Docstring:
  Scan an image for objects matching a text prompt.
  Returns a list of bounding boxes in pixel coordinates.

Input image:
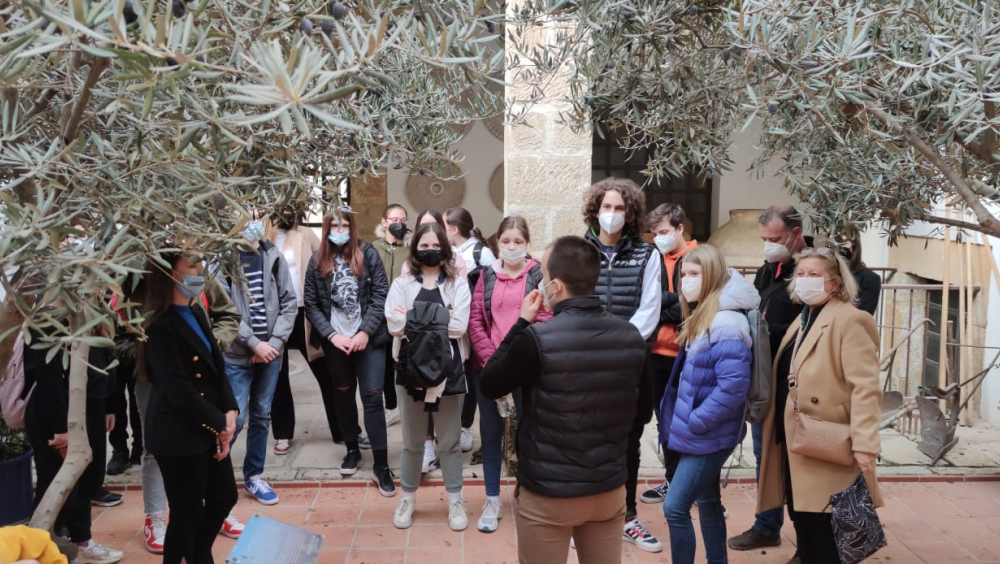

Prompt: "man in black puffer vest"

[481,236,650,564]
[582,177,664,553]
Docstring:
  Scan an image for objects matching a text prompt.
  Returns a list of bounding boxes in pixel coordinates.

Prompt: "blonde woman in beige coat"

[756,247,883,564]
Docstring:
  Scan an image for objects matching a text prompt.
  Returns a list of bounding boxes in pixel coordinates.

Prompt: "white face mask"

[795,276,830,305]
[681,276,702,303]
[598,212,625,235]
[763,234,792,263]
[499,247,527,264]
[654,234,678,255]
[541,278,557,310]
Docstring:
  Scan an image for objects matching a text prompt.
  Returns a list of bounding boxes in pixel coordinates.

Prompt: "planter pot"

[708,209,766,270]
[0,450,34,526]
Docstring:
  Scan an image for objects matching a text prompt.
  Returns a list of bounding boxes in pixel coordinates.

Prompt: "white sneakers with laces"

[143,516,167,554]
[393,497,415,529]
[623,516,663,553]
[75,540,124,564]
[448,500,469,531]
[459,427,474,452]
[477,499,503,532]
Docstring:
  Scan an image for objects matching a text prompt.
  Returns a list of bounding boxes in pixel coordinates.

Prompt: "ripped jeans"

[320,340,388,452]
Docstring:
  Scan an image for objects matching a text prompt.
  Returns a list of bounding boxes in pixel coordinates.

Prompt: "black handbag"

[827,473,888,564]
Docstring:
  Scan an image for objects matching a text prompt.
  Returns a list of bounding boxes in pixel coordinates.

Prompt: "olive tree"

[0,0,502,534]
[508,0,1000,243]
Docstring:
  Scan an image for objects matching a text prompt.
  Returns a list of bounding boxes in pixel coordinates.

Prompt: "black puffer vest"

[519,297,647,498]
[480,262,543,327]
[584,230,656,321]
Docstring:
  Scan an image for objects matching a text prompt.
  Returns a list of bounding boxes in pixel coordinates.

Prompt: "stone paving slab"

[103,351,1000,487]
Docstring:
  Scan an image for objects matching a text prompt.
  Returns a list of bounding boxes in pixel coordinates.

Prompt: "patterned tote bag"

[827,473,888,564]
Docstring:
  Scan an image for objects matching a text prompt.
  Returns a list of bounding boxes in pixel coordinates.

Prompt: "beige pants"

[515,485,626,564]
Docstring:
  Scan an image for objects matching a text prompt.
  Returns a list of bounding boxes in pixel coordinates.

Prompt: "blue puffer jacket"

[658,270,760,455]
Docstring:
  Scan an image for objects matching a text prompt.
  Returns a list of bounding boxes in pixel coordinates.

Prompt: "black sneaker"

[640,481,669,504]
[728,527,781,551]
[129,448,143,466]
[371,466,397,497]
[106,449,130,476]
[340,449,362,476]
[91,487,123,507]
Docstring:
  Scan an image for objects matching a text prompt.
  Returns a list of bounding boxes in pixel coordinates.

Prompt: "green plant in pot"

[0,410,33,526]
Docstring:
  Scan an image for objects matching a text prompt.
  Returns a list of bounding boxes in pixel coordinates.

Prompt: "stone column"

[350,170,387,241]
[504,5,593,255]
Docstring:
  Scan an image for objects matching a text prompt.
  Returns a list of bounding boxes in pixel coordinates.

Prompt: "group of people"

[19,176,887,564]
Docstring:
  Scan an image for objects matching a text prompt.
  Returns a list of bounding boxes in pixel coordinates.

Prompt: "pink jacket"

[469,259,552,372]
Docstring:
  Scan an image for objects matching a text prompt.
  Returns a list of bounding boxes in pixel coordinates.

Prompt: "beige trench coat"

[756,298,884,514]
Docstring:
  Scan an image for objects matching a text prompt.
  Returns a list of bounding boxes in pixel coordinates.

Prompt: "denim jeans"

[751,420,784,536]
[134,377,168,517]
[226,359,282,481]
[663,448,733,564]
[320,341,389,453]
[476,382,522,497]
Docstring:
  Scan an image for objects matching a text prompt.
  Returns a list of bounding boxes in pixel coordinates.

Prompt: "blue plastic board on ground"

[226,514,323,564]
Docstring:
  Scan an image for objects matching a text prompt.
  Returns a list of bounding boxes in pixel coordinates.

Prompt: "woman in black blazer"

[138,251,239,564]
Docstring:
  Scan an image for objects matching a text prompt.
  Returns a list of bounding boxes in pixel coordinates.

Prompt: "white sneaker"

[459,427,474,452]
[75,541,124,564]
[448,500,469,531]
[273,439,291,455]
[477,499,503,532]
[623,516,663,553]
[385,408,401,427]
[220,513,244,538]
[393,497,415,529]
[421,447,438,473]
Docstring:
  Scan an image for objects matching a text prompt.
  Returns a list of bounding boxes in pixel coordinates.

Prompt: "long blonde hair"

[677,245,731,347]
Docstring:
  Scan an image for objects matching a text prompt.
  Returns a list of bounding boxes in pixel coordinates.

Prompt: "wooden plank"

[938,209,952,409]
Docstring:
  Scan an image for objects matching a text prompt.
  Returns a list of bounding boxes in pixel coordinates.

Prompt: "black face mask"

[415,249,443,267]
[387,222,407,240]
[838,246,853,261]
[276,213,296,230]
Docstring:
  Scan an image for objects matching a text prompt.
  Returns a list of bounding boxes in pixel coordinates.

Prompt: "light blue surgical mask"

[243,220,265,243]
[177,275,206,299]
[540,278,558,310]
[328,230,350,246]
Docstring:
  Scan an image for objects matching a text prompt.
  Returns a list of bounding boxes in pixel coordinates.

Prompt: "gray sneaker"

[75,541,124,564]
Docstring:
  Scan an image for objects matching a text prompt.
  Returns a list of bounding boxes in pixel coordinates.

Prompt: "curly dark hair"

[582,177,647,235]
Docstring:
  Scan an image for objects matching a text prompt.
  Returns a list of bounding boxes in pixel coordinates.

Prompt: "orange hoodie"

[652,239,698,357]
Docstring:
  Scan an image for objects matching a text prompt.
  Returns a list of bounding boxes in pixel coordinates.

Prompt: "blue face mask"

[177,275,206,299]
[243,220,265,243]
[328,230,350,246]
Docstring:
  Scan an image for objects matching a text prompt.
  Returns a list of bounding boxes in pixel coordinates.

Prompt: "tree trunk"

[502,408,518,478]
[29,341,92,532]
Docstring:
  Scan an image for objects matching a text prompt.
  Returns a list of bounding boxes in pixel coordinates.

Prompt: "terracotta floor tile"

[91,505,147,531]
[898,496,969,518]
[317,546,350,564]
[309,503,362,526]
[978,516,1000,534]
[242,503,312,526]
[469,522,518,546]
[362,486,405,505]
[406,546,463,563]
[316,487,368,505]
[884,519,944,542]
[961,537,1000,562]
[464,544,521,564]
[901,540,978,563]
[265,486,319,506]
[346,547,407,563]
[865,542,922,562]
[407,523,462,548]
[351,524,409,549]
[956,498,1000,518]
[934,516,996,541]
[357,503,398,526]
[304,524,357,548]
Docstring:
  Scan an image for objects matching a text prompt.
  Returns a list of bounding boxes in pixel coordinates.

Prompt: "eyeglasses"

[801,247,836,257]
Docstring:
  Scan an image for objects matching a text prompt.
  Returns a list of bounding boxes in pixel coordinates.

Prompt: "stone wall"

[505,6,592,254]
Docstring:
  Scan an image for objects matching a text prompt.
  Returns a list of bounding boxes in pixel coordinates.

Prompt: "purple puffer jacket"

[658,270,759,455]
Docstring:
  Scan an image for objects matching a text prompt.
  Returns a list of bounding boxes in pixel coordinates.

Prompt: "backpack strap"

[473,242,484,268]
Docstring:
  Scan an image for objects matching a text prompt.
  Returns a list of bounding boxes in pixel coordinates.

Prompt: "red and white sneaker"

[144,516,166,554]
[220,513,244,538]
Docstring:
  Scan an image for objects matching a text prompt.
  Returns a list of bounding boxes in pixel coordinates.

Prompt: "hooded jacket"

[659,270,760,454]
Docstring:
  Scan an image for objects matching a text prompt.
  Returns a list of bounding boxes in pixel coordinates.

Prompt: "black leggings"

[649,353,681,482]
[784,450,841,563]
[272,308,344,441]
[26,401,106,543]
[156,451,238,564]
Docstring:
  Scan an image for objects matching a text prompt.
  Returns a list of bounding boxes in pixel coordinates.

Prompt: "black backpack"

[395,301,454,389]
[466,242,485,291]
